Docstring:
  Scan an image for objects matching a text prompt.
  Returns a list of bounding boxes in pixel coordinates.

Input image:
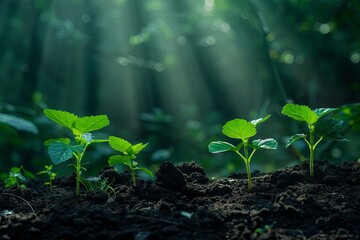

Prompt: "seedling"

[43,109,109,195]
[108,136,153,186]
[282,103,346,176]
[208,115,278,189]
[37,165,56,191]
[0,166,35,188]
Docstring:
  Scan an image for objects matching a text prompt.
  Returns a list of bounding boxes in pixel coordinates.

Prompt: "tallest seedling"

[208,115,278,189]
[44,109,109,195]
[282,103,347,176]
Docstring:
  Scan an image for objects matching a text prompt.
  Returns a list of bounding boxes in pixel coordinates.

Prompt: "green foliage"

[37,165,56,191]
[0,166,35,188]
[209,115,277,189]
[0,113,38,134]
[43,109,109,195]
[108,136,153,186]
[282,103,347,176]
[80,177,115,196]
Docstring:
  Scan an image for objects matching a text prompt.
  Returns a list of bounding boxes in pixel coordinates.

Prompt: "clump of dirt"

[0,160,359,239]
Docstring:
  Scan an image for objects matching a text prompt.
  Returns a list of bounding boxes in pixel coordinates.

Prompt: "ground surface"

[0,160,359,240]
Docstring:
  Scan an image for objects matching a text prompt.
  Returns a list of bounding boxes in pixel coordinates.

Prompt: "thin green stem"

[245,162,252,190]
[75,143,89,195]
[308,125,315,177]
[234,140,256,190]
[130,157,136,187]
[131,170,136,187]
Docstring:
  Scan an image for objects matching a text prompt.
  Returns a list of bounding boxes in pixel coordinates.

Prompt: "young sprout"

[282,103,347,176]
[108,136,153,186]
[208,115,278,189]
[0,166,35,188]
[37,165,56,191]
[43,109,109,195]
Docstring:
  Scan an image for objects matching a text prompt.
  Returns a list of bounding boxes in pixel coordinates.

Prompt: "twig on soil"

[1,193,38,219]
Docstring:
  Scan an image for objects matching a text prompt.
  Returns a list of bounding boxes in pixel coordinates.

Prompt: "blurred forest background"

[0,0,359,177]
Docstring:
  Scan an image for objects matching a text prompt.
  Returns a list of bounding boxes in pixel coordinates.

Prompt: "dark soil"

[0,160,359,240]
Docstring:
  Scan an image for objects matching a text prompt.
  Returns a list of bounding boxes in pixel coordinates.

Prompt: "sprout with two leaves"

[108,136,153,187]
[208,115,278,190]
[282,103,347,177]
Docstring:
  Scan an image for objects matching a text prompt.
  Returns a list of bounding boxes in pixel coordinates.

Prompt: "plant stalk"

[245,162,252,190]
[309,125,315,177]
[243,141,252,190]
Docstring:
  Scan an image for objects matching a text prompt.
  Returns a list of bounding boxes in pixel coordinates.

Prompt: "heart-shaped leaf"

[48,142,76,164]
[44,109,78,130]
[75,115,109,133]
[252,138,278,150]
[208,141,236,153]
[282,104,318,125]
[285,133,306,148]
[222,119,256,140]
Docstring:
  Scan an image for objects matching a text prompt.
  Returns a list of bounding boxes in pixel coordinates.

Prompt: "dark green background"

[0,0,359,177]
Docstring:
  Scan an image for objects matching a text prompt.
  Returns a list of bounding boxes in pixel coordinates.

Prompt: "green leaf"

[315,119,343,138]
[252,138,278,150]
[44,109,78,129]
[208,141,236,153]
[133,143,148,154]
[108,155,132,166]
[23,169,36,179]
[285,134,306,148]
[250,114,271,126]
[48,142,76,164]
[109,136,132,153]
[74,115,109,133]
[222,119,256,140]
[314,108,337,119]
[135,167,154,177]
[0,113,38,134]
[282,104,318,125]
[44,138,71,146]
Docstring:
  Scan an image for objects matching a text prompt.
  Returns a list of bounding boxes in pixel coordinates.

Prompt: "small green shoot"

[43,109,109,195]
[208,115,278,189]
[37,165,56,191]
[0,166,35,188]
[108,136,153,186]
[80,177,115,196]
[282,103,347,176]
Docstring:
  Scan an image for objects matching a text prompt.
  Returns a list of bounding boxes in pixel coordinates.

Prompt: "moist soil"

[0,160,359,240]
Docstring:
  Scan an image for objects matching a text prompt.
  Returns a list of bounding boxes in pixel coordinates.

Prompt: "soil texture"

[0,160,359,240]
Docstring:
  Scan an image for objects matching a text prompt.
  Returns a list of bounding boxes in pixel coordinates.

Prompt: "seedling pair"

[43,109,152,195]
[209,103,346,188]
